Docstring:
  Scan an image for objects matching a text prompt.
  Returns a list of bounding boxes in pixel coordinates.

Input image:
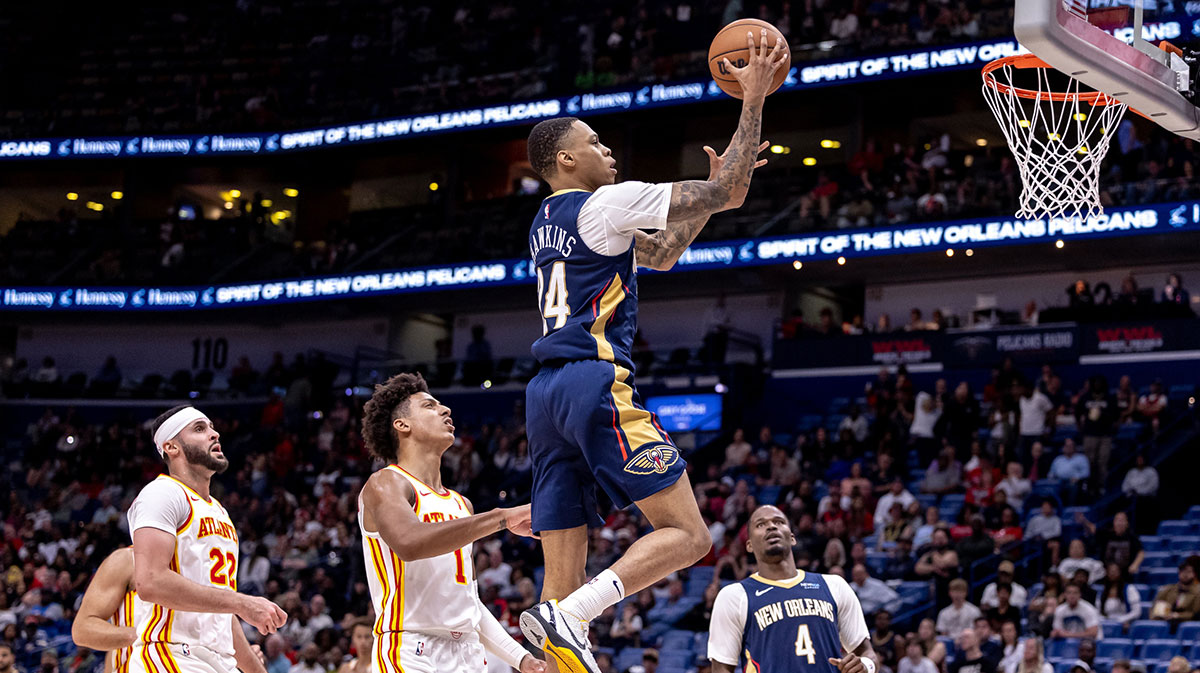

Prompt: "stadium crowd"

[0,0,1015,138]
[4,121,1200,290]
[0,345,1196,673]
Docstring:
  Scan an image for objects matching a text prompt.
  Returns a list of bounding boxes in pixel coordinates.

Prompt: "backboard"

[1014,0,1200,139]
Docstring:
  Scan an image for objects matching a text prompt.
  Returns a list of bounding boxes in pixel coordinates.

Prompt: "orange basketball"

[708,18,791,99]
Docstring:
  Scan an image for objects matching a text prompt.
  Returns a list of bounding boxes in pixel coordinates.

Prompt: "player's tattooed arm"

[636,140,769,270]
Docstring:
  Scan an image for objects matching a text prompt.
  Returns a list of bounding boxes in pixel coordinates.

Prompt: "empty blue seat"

[1175,535,1200,549]
[1097,639,1134,660]
[1158,520,1193,537]
[615,648,644,672]
[941,493,966,506]
[1186,505,1200,522]
[1047,638,1080,660]
[1176,621,1200,644]
[1142,536,1168,553]
[757,485,782,504]
[1100,621,1124,639]
[659,651,693,669]
[1138,639,1180,661]
[1144,568,1179,587]
[1143,552,1176,568]
[1054,662,1075,673]
[695,631,709,653]
[1130,620,1171,641]
[660,630,695,652]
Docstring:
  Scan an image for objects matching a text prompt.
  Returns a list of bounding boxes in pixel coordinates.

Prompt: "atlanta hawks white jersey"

[359,465,481,651]
[111,588,149,673]
[127,475,239,661]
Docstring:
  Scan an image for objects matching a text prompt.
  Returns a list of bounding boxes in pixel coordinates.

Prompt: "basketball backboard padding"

[1015,0,1200,139]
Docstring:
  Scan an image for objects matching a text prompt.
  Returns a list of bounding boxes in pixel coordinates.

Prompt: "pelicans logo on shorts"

[623,444,679,475]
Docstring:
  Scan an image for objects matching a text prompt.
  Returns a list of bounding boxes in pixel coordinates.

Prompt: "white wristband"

[862,656,877,673]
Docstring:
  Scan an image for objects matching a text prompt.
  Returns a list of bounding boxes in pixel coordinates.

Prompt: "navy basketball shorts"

[526,359,686,533]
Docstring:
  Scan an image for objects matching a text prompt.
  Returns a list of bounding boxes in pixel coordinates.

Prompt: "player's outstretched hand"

[519,654,548,673]
[723,28,788,102]
[503,504,538,538]
[238,595,288,635]
[828,654,869,673]
[704,140,770,179]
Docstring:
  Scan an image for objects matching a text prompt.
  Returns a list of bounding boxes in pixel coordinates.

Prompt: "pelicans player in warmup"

[127,406,286,673]
[358,373,546,673]
[72,547,143,673]
[519,29,783,673]
[709,506,877,673]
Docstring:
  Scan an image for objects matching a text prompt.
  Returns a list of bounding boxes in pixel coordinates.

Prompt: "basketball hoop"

[982,54,1129,221]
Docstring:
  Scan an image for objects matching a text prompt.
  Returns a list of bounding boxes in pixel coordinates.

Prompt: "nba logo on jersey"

[544,203,550,219]
[415,641,425,656]
[181,644,190,657]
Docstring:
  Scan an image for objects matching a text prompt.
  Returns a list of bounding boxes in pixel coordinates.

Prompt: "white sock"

[558,569,625,623]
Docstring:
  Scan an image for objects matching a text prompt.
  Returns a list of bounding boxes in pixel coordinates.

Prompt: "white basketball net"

[982,58,1128,221]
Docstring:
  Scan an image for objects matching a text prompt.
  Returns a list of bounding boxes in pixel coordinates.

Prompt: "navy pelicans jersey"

[528,183,670,371]
[708,571,869,673]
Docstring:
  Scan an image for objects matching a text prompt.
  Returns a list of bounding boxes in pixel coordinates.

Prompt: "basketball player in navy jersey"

[519,29,787,673]
[708,506,878,673]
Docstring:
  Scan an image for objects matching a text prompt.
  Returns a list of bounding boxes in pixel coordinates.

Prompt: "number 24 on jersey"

[536,262,570,335]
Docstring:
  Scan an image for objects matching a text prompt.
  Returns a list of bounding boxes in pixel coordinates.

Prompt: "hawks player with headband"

[358,373,546,673]
[708,505,877,673]
[126,406,286,673]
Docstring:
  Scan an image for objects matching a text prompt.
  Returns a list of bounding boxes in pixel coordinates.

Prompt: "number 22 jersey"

[528,182,670,371]
[708,571,869,673]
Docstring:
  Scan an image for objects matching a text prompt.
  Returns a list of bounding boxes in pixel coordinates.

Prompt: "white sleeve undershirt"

[575,181,671,256]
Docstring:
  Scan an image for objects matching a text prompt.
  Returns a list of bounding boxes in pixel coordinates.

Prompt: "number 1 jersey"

[528,182,670,371]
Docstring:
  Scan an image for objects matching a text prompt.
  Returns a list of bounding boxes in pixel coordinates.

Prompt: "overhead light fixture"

[429,182,440,191]
[224,201,233,210]
[283,188,299,197]
[229,189,241,198]
[946,249,954,257]
[66,192,78,201]
[975,138,987,147]
[802,157,816,166]
[792,261,803,270]
[111,191,123,200]
[837,256,846,265]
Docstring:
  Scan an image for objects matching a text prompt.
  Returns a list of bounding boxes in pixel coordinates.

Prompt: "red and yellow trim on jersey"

[113,589,137,673]
[744,649,762,673]
[391,465,455,500]
[366,537,391,636]
[586,273,670,461]
[162,474,210,503]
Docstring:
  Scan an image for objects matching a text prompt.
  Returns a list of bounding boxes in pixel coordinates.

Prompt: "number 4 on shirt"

[536,261,570,335]
[795,624,816,664]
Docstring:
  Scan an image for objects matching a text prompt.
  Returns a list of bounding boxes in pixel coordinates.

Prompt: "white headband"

[153,407,210,457]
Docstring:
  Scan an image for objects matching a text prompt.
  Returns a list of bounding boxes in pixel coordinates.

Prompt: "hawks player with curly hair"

[358,373,546,673]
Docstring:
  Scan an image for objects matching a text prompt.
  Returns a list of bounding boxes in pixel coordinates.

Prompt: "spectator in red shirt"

[966,466,996,507]
[800,171,839,221]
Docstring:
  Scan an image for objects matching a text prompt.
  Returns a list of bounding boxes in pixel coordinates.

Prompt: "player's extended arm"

[361,470,533,562]
[132,528,286,635]
[231,615,269,673]
[633,141,769,271]
[711,662,737,673]
[72,549,136,651]
[634,30,785,271]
